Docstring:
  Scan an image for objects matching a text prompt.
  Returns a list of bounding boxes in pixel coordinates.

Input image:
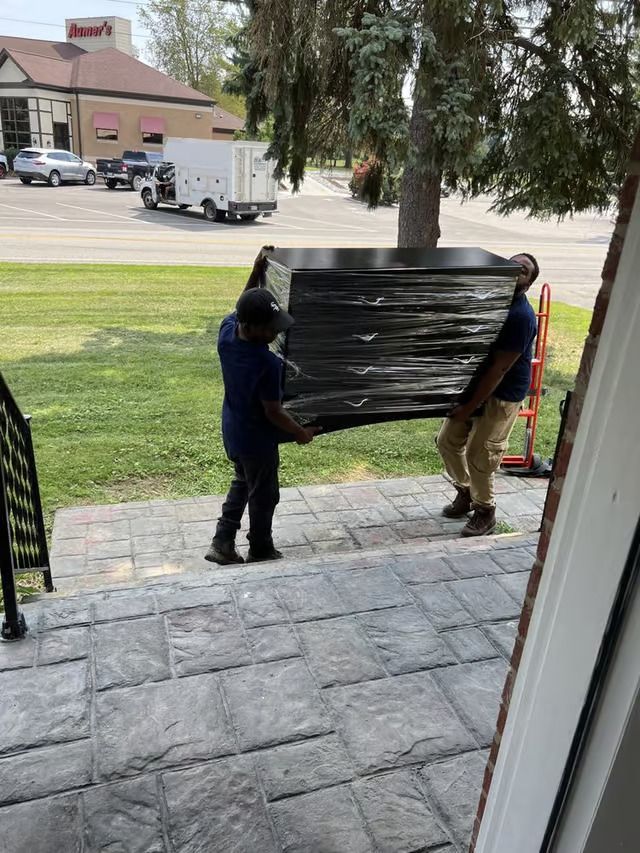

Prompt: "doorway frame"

[53,121,70,151]
[475,190,640,852]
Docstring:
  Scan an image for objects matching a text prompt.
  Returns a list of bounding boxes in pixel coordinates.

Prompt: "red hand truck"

[501,282,551,472]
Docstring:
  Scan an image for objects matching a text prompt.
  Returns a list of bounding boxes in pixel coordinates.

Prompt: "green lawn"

[0,264,590,528]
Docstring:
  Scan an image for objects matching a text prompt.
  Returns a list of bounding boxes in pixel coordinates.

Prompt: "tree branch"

[509,35,624,108]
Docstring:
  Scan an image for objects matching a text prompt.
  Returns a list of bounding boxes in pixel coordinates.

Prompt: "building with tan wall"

[211,106,244,140]
[0,16,217,162]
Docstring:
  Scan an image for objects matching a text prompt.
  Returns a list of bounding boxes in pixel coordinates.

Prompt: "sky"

[0,0,152,59]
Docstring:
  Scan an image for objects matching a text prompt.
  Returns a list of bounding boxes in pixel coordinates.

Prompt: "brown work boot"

[461,505,496,537]
[442,486,472,518]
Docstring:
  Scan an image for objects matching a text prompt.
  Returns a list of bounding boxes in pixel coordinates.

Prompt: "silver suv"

[14,149,96,187]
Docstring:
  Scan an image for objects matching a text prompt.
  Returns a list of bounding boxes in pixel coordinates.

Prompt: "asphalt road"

[0,175,612,309]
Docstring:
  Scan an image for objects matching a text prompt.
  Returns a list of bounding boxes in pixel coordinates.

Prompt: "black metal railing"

[0,372,52,640]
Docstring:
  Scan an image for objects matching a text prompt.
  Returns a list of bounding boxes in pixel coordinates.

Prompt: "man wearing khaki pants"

[437,253,539,537]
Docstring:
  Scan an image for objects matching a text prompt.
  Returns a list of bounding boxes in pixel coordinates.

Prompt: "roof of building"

[0,36,213,106]
[4,49,73,89]
[70,49,213,104]
[0,36,83,61]
[212,106,244,132]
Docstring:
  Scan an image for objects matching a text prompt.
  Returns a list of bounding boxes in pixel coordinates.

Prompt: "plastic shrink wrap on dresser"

[264,247,521,432]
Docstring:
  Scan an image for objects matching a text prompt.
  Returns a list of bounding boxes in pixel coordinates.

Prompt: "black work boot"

[442,486,472,519]
[461,505,496,537]
[246,547,284,564]
[204,539,244,566]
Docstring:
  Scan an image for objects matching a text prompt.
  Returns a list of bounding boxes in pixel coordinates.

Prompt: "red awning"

[140,116,165,134]
[92,112,119,130]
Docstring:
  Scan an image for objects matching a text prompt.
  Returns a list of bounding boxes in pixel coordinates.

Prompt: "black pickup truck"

[96,150,163,191]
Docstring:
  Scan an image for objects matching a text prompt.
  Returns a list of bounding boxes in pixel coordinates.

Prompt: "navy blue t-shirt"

[218,313,284,457]
[492,294,538,402]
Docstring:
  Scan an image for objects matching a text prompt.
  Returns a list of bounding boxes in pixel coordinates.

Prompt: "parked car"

[13,149,96,187]
[96,151,163,191]
[0,153,7,179]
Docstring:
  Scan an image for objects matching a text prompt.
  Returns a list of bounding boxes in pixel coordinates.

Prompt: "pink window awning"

[140,116,165,134]
[92,112,119,130]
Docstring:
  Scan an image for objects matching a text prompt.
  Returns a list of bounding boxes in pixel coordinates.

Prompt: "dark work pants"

[214,448,280,555]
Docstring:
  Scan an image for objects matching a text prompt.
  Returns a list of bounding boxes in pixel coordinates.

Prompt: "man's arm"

[244,245,275,292]
[262,400,320,444]
[449,350,520,420]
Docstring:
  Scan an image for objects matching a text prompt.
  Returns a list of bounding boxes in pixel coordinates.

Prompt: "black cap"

[236,288,294,333]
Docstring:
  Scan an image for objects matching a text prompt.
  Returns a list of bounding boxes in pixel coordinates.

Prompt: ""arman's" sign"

[68,21,113,38]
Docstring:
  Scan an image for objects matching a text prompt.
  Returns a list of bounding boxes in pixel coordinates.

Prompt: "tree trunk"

[344,149,353,170]
[397,87,442,249]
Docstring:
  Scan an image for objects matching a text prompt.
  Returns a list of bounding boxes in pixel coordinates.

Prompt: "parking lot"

[0,175,612,308]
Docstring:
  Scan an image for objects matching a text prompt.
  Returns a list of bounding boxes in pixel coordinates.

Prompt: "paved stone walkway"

[51,474,546,592]
[0,534,536,852]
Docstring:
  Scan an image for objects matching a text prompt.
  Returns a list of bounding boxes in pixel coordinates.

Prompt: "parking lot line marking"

[276,213,370,233]
[0,234,395,251]
[0,202,67,221]
[0,221,383,240]
[0,230,394,245]
[0,229,605,255]
[257,218,305,231]
[132,216,227,229]
[55,203,155,225]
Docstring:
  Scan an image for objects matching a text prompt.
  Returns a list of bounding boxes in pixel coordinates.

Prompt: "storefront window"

[142,131,163,145]
[0,98,31,151]
[96,128,118,141]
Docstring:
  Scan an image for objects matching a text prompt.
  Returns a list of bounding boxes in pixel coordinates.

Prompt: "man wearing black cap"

[206,249,319,566]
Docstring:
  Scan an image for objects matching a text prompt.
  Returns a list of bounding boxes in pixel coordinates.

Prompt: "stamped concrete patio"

[50,473,546,592]
[0,518,537,852]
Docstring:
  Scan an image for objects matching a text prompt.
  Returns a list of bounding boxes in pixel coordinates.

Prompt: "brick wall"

[470,127,640,851]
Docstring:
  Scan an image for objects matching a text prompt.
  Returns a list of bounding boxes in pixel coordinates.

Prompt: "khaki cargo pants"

[436,397,522,509]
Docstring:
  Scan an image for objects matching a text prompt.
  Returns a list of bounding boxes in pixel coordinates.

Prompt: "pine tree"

[243,1,639,247]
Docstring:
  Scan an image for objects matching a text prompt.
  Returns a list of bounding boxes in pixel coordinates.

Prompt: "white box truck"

[140,138,278,222]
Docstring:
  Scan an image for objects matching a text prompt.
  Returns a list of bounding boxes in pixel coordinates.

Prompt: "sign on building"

[65,16,133,56]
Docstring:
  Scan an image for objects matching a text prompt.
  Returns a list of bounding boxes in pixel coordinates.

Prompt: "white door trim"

[475,192,640,853]
[556,569,640,851]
